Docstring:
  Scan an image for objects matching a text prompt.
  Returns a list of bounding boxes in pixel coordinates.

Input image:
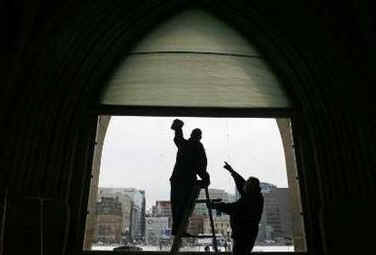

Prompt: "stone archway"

[84,9,306,251]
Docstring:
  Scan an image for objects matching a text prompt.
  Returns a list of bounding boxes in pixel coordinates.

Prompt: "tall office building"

[154,201,172,217]
[98,189,132,236]
[95,197,123,243]
[140,191,146,238]
[153,200,172,228]
[257,183,291,242]
[99,188,146,241]
[145,217,169,245]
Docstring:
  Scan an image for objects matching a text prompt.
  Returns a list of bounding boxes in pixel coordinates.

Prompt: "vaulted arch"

[100,10,291,110]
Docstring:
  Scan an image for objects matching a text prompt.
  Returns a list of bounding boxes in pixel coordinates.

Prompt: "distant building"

[154,201,172,216]
[99,188,146,241]
[122,188,145,241]
[203,215,231,237]
[96,197,123,243]
[151,205,157,217]
[145,217,169,245]
[194,188,230,216]
[234,182,292,243]
[187,214,206,235]
[98,189,133,239]
[140,191,146,238]
[153,200,172,228]
[273,188,291,239]
[257,183,291,242]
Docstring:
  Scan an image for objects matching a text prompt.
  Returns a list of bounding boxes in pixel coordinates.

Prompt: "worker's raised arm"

[224,162,246,197]
[171,119,184,147]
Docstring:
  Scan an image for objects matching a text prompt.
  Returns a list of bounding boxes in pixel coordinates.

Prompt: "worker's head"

[243,177,261,194]
[190,128,202,141]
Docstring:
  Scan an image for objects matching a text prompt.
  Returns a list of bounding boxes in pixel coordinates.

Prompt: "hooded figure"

[211,162,264,255]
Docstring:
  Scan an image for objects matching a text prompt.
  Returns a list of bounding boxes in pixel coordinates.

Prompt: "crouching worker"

[211,162,263,255]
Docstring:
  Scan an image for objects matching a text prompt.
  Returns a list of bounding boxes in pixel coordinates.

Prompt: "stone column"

[83,116,111,249]
[277,118,306,251]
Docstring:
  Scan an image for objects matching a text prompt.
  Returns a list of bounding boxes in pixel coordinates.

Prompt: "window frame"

[81,105,310,254]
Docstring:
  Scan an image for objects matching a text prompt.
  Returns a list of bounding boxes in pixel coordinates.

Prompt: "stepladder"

[170,182,222,254]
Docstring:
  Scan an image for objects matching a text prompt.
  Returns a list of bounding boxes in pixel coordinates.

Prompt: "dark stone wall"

[2,0,375,254]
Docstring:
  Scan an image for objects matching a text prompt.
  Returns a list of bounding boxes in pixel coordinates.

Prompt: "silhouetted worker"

[170,119,210,236]
[211,162,263,255]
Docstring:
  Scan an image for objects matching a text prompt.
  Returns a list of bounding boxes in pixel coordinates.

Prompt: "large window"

[83,116,306,252]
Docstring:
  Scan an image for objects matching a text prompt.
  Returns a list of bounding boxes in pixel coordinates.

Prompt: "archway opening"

[83,9,306,253]
[85,116,305,253]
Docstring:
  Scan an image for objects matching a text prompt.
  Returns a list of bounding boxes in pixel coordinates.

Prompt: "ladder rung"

[195,198,222,203]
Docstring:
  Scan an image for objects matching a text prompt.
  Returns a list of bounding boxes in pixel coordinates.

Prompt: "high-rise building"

[95,197,123,243]
[120,188,145,241]
[140,191,146,238]
[145,217,169,245]
[273,188,291,240]
[153,200,172,228]
[151,205,157,217]
[99,188,146,241]
[257,183,291,243]
[154,201,172,217]
[98,189,132,236]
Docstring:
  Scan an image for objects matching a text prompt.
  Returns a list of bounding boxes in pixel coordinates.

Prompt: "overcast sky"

[99,116,288,209]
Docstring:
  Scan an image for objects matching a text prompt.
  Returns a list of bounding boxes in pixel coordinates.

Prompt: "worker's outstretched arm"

[211,201,237,215]
[224,162,246,197]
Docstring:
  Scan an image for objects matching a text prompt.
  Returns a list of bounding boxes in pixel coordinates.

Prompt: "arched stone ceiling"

[100,10,292,109]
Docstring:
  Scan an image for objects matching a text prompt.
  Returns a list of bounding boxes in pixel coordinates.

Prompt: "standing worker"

[170,119,210,236]
[211,162,264,255]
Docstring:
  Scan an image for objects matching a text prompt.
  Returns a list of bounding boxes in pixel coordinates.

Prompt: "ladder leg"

[205,187,219,254]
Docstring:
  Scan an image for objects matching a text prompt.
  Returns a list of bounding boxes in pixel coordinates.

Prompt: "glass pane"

[84,116,305,252]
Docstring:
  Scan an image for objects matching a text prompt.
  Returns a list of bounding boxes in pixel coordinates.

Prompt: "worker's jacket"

[213,171,264,239]
[170,128,209,184]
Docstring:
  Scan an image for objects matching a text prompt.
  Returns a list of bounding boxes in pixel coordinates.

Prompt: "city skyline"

[97,181,284,211]
[92,183,292,247]
[98,116,289,209]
